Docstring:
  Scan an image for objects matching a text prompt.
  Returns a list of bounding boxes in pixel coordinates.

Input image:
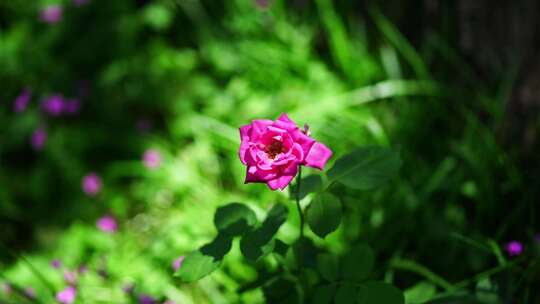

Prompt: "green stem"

[295,166,304,239]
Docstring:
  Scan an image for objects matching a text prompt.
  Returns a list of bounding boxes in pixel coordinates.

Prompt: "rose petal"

[304,142,332,170]
[281,161,299,176]
[267,175,295,190]
[274,113,298,130]
[239,125,252,164]
[290,128,315,156]
[267,125,288,135]
[292,143,304,161]
[245,166,277,183]
[250,119,273,141]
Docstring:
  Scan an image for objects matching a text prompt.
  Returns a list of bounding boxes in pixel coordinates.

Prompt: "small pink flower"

[13,88,32,113]
[172,256,185,272]
[505,241,523,256]
[56,286,76,304]
[143,149,161,169]
[82,173,102,196]
[40,5,63,24]
[31,127,47,150]
[239,113,332,190]
[51,259,62,269]
[41,95,65,116]
[96,215,118,233]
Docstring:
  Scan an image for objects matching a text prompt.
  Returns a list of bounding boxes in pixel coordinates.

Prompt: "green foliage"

[404,281,437,304]
[334,284,357,304]
[311,285,336,304]
[0,0,536,303]
[240,204,288,262]
[292,237,318,269]
[263,276,301,304]
[317,253,339,281]
[306,193,342,238]
[176,234,233,282]
[327,146,402,190]
[341,244,375,282]
[357,281,405,304]
[289,174,323,200]
[214,203,258,236]
[179,202,286,281]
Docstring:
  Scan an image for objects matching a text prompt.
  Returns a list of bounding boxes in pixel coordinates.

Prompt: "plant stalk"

[295,166,304,239]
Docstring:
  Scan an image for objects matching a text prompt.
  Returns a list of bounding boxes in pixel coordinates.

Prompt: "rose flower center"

[265,141,286,159]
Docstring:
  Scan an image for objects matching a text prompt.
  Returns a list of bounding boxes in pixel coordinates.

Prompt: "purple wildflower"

[172,256,185,272]
[143,149,161,169]
[505,241,523,256]
[56,286,76,304]
[82,173,102,196]
[96,215,118,233]
[40,5,63,24]
[13,88,32,113]
[41,95,65,116]
[31,127,47,150]
[535,234,540,244]
[64,98,80,114]
[138,294,156,304]
[51,259,62,269]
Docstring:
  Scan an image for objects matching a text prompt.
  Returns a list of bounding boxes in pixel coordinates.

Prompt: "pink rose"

[239,113,332,190]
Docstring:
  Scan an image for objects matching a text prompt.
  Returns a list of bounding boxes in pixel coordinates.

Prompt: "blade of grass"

[342,79,446,106]
[452,258,522,290]
[449,232,491,254]
[390,258,453,291]
[370,7,430,79]
[425,32,481,85]
[0,243,56,298]
[486,239,507,266]
[315,0,355,81]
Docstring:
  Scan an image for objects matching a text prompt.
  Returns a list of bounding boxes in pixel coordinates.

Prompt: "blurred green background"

[1,0,539,303]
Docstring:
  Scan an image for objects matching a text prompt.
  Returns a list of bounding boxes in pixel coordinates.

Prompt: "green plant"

[176,145,403,304]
